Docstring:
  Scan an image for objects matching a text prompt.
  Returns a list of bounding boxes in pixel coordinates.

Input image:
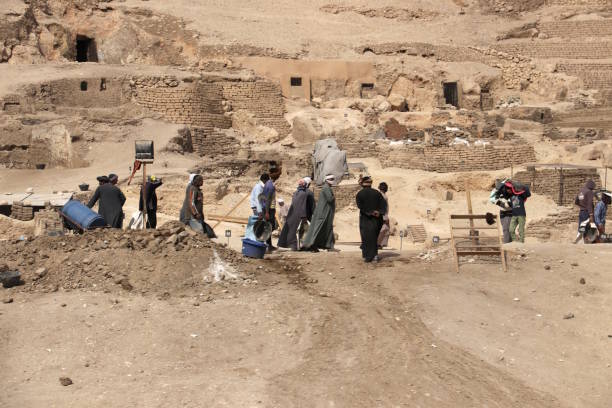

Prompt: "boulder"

[387,94,407,112]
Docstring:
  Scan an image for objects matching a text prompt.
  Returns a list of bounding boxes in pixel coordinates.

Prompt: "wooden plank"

[456,251,504,256]
[212,194,249,229]
[208,214,249,225]
[450,214,494,220]
[451,226,499,230]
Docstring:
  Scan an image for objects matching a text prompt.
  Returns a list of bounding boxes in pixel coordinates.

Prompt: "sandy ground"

[2,242,612,407]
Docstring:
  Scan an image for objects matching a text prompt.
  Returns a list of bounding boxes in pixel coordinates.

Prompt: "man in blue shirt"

[595,191,611,238]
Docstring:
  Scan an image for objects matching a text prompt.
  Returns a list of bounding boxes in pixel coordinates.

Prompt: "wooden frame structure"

[449,214,507,273]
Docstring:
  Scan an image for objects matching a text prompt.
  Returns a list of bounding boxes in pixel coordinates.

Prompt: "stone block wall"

[379,144,537,172]
[513,168,601,206]
[494,42,612,59]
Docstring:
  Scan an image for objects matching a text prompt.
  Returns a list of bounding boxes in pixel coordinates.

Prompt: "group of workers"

[87,173,162,229]
[248,169,390,262]
[575,179,611,242]
[491,177,612,244]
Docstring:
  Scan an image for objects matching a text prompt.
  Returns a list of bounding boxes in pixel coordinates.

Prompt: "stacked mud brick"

[313,183,361,210]
[11,201,34,221]
[495,42,612,59]
[557,63,612,90]
[34,206,64,236]
[222,81,291,137]
[513,167,601,206]
[538,20,612,39]
[190,128,240,157]
[135,83,232,129]
[379,143,537,172]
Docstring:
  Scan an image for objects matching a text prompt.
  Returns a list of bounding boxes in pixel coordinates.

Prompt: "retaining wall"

[514,168,601,206]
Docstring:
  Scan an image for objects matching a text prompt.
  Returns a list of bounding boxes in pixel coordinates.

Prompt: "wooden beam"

[212,194,250,229]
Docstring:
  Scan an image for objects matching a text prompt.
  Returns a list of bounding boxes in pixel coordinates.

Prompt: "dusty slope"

[113,0,519,57]
[1,242,585,407]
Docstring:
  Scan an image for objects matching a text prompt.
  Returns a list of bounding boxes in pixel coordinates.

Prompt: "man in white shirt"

[250,173,270,216]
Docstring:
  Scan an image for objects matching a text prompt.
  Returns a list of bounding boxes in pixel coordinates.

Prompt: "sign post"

[225,229,232,246]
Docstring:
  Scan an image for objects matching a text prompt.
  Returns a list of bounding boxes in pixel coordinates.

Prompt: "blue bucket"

[61,200,107,230]
[242,238,267,259]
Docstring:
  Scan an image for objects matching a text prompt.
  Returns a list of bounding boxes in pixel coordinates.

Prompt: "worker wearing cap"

[139,175,163,229]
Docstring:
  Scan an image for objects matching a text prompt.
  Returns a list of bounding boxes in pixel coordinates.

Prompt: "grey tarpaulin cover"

[312,138,348,186]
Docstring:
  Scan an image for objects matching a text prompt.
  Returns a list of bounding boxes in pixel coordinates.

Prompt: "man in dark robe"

[278,179,314,250]
[139,175,163,229]
[356,176,386,263]
[302,174,336,252]
[180,174,216,238]
[87,173,126,228]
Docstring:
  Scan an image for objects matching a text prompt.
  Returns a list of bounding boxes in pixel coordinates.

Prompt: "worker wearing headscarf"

[301,174,336,252]
[356,176,386,262]
[278,178,315,250]
[87,173,126,228]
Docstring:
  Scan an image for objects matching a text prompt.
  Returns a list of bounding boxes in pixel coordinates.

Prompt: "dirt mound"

[0,221,268,296]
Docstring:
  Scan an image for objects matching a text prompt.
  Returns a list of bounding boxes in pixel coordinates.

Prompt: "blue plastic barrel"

[61,200,107,230]
[242,238,267,259]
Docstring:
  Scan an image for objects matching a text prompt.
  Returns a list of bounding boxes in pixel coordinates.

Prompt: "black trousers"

[360,214,382,261]
[146,209,157,229]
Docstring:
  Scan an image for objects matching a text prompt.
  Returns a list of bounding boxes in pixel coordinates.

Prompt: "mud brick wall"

[313,183,361,210]
[340,140,379,159]
[136,83,232,129]
[380,144,537,172]
[48,78,128,108]
[546,0,610,4]
[222,81,290,137]
[513,168,601,206]
[557,63,612,89]
[190,127,240,157]
[494,42,612,59]
[538,20,612,38]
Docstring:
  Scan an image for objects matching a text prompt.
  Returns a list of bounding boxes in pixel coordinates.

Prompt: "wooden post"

[449,215,459,273]
[142,163,147,229]
[466,188,477,244]
[497,214,507,273]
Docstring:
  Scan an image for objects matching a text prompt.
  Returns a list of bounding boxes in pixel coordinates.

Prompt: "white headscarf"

[189,173,197,184]
[303,176,312,187]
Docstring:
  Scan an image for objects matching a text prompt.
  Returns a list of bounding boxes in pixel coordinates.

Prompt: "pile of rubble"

[0,221,262,296]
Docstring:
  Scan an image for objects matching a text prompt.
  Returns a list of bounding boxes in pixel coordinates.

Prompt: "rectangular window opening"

[361,83,374,90]
[290,77,302,87]
[80,81,88,91]
[443,82,459,108]
[100,78,106,91]
[76,35,98,63]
